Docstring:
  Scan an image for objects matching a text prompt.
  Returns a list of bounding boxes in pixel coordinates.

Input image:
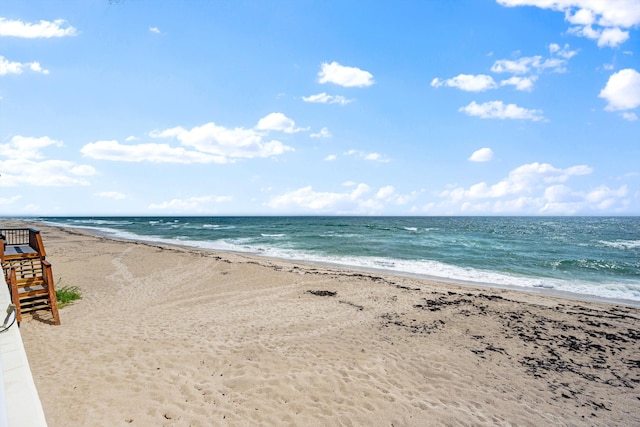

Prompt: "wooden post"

[9,267,21,324]
[30,229,47,259]
[42,261,60,325]
[0,233,5,262]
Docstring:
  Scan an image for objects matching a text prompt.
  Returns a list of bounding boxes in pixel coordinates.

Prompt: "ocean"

[35,216,640,303]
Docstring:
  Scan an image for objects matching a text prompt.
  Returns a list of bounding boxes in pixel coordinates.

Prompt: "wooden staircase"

[1,228,60,325]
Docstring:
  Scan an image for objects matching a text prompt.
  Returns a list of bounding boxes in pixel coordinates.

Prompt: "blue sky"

[1,0,639,216]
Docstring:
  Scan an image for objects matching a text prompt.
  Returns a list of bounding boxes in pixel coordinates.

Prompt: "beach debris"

[414,295,472,311]
[380,312,445,334]
[394,284,421,291]
[306,290,336,297]
[379,289,640,414]
[339,300,364,311]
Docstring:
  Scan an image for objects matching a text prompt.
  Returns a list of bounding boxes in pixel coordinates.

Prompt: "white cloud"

[96,191,127,200]
[374,185,420,205]
[433,45,576,101]
[256,112,307,133]
[598,26,630,47]
[0,135,95,187]
[324,154,337,161]
[28,62,48,74]
[84,121,295,164]
[149,27,161,34]
[431,74,497,92]
[491,56,566,74]
[549,42,578,59]
[459,100,544,121]
[0,135,63,159]
[0,17,78,38]
[0,159,95,187]
[543,184,574,203]
[521,0,640,28]
[344,149,390,162]
[376,185,395,199]
[310,127,332,138]
[565,6,595,25]
[302,93,352,105]
[585,184,628,204]
[435,46,574,98]
[442,162,592,201]
[268,184,371,211]
[364,153,386,162]
[81,140,229,164]
[618,172,640,180]
[569,25,629,47]
[469,148,494,162]
[149,195,232,211]
[268,183,417,213]
[500,75,538,91]
[318,62,374,87]
[430,73,537,92]
[71,165,95,176]
[0,55,49,75]
[534,184,629,212]
[497,0,640,47]
[0,195,22,205]
[436,161,625,214]
[622,112,638,121]
[599,68,640,111]
[152,121,294,159]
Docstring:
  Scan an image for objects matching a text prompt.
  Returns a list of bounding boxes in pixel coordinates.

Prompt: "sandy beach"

[10,220,640,426]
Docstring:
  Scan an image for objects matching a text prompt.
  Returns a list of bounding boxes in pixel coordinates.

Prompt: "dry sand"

[11,221,640,426]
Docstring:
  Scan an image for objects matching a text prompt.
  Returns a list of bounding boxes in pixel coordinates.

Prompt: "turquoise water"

[36,216,640,302]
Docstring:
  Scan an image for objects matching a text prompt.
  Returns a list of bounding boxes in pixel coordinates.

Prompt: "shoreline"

[9,219,640,426]
[30,219,640,309]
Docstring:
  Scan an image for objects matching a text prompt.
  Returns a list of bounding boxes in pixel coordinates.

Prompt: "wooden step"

[4,257,60,325]
[19,294,50,303]
[19,302,53,313]
[16,294,50,306]
[2,245,40,261]
[14,277,47,289]
[5,260,43,275]
[18,286,48,298]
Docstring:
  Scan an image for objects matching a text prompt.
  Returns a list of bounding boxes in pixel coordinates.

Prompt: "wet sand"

[11,220,640,426]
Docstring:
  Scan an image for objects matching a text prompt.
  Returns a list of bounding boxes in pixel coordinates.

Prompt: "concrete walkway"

[0,274,48,427]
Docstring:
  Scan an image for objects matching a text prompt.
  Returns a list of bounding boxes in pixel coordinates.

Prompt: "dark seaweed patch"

[306,290,336,297]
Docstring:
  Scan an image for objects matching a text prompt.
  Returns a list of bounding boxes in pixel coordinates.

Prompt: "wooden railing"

[2,228,30,245]
[1,228,59,324]
[43,260,60,324]
[7,267,21,323]
[0,228,46,261]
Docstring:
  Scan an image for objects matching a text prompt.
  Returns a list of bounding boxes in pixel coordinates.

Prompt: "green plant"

[55,281,82,309]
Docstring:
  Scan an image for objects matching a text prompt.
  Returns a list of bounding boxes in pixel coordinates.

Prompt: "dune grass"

[55,282,82,309]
